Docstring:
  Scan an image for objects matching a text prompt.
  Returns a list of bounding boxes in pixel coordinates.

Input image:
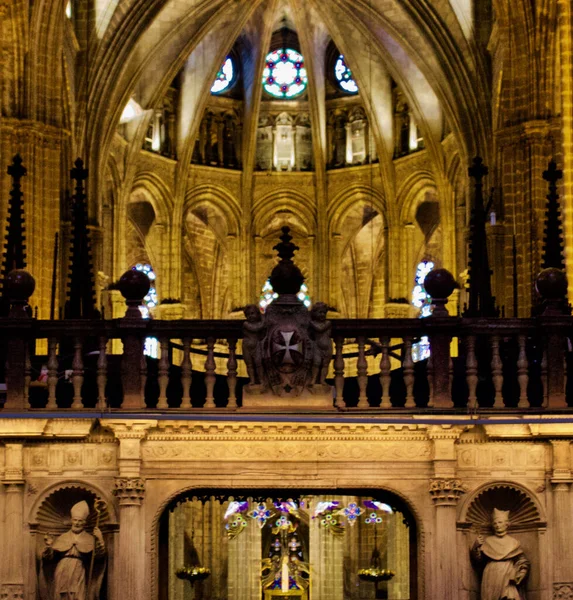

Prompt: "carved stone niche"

[30,485,118,600]
[457,483,545,600]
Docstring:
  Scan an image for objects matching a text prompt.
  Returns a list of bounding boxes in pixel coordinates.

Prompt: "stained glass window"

[133,263,159,358]
[211,57,234,95]
[259,279,311,311]
[334,55,358,94]
[411,261,434,362]
[262,49,308,99]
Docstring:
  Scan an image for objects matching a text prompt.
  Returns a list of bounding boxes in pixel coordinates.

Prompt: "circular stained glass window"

[334,55,358,94]
[211,57,234,95]
[262,49,308,99]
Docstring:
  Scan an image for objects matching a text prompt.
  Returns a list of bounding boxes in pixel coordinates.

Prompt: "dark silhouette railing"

[0,266,572,412]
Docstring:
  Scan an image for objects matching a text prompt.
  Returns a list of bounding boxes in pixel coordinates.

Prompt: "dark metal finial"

[464,156,497,318]
[273,226,299,263]
[2,155,28,313]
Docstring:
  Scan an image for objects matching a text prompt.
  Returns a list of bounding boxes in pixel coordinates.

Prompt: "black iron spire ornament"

[464,157,497,318]
[269,226,304,295]
[65,158,97,319]
[541,160,565,270]
[1,155,27,315]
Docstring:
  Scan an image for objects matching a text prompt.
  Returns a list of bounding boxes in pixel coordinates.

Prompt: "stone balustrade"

[0,265,571,412]
[0,313,571,412]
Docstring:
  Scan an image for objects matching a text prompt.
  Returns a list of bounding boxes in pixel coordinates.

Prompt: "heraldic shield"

[262,316,314,396]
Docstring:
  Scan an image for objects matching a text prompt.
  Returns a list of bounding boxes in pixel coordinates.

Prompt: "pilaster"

[1,444,24,598]
[428,426,465,600]
[551,441,573,592]
[106,420,155,600]
[429,478,466,600]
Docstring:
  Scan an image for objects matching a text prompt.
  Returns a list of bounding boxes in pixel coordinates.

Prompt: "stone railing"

[0,267,572,412]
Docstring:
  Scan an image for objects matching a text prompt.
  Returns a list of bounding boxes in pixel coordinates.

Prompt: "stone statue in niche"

[471,508,529,600]
[242,303,265,385]
[242,227,333,406]
[38,501,106,600]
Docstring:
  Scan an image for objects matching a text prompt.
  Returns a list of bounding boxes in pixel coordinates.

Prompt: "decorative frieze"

[554,583,573,599]
[113,478,145,506]
[0,584,24,600]
[429,478,467,506]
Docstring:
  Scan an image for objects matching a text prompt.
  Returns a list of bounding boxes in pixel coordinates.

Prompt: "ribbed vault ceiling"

[79,0,491,190]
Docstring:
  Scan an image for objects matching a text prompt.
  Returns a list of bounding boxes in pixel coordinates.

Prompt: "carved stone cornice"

[429,478,467,506]
[104,420,157,440]
[554,583,573,599]
[0,584,24,600]
[113,478,145,506]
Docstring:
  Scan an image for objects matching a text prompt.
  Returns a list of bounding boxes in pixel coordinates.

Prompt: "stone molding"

[113,478,145,505]
[0,584,24,600]
[429,478,467,506]
[553,583,573,599]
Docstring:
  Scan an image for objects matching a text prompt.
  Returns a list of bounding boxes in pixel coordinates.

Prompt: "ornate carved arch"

[29,480,118,528]
[148,483,426,600]
[458,480,546,531]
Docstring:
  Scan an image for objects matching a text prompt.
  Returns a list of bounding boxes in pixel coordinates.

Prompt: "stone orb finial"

[118,269,151,303]
[535,267,567,300]
[269,262,304,295]
[424,268,456,301]
[5,269,35,302]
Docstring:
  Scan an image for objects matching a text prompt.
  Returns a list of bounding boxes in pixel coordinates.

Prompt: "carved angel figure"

[39,501,106,600]
[471,508,529,600]
[310,302,332,385]
[242,304,265,385]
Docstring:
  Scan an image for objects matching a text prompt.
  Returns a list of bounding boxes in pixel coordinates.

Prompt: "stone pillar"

[428,427,465,600]
[429,478,466,600]
[310,497,344,599]
[1,444,25,599]
[551,441,573,596]
[113,478,146,600]
[228,514,261,600]
[105,420,155,600]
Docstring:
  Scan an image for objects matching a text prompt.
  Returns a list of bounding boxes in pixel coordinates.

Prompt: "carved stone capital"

[113,477,145,506]
[0,584,24,600]
[553,583,573,599]
[429,478,467,506]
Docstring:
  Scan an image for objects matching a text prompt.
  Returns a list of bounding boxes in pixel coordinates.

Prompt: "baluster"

[140,340,147,401]
[157,337,169,410]
[204,337,216,409]
[24,346,31,407]
[426,352,434,408]
[47,337,58,410]
[227,338,238,409]
[71,337,84,409]
[466,336,478,409]
[97,336,107,410]
[541,346,548,408]
[334,337,345,408]
[449,355,454,397]
[490,335,503,408]
[356,336,368,408]
[517,335,529,408]
[379,336,391,409]
[181,337,192,409]
[403,337,415,408]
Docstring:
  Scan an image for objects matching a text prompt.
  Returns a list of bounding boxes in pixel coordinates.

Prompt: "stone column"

[1,444,25,599]
[105,420,155,600]
[551,441,573,597]
[428,426,465,600]
[429,478,467,600]
[310,497,344,599]
[228,514,261,600]
[113,477,146,600]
